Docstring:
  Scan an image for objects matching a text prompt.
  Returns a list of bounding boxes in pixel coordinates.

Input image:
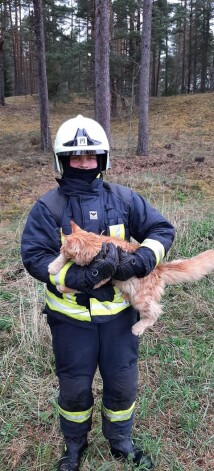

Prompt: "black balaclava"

[60,155,105,183]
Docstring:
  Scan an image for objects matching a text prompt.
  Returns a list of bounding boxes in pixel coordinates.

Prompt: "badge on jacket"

[89,211,98,220]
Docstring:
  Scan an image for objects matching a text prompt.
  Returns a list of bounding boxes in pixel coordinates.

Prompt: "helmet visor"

[57,150,107,157]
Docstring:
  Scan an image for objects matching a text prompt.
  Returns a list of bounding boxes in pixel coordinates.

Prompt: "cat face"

[61,222,103,265]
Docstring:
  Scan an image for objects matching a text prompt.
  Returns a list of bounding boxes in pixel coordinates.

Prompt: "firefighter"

[21,115,175,471]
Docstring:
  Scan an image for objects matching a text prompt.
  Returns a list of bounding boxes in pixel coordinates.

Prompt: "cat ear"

[70,221,81,233]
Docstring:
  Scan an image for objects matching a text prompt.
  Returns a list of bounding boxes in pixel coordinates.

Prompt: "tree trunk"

[187,0,193,93]
[201,2,210,93]
[0,38,5,105]
[151,48,157,97]
[181,0,187,94]
[165,29,168,96]
[14,0,21,95]
[19,0,25,95]
[94,0,110,143]
[156,47,161,96]
[210,56,214,91]
[137,0,152,156]
[33,0,52,152]
[193,5,198,93]
[29,36,35,95]
[110,76,117,118]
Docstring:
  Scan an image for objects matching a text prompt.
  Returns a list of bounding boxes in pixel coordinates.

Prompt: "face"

[70,154,97,169]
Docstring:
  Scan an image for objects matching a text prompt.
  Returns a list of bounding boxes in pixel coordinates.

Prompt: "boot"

[110,438,153,469]
[58,437,88,471]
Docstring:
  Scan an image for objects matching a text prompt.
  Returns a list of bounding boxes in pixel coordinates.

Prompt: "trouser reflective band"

[140,238,165,265]
[102,402,135,422]
[58,405,93,423]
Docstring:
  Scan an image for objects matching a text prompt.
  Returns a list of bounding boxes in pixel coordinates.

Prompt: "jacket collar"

[56,176,103,197]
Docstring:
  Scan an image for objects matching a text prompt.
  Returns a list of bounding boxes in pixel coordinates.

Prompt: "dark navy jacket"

[21,177,175,322]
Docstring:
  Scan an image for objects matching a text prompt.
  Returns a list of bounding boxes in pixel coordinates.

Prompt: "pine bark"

[181,0,187,94]
[94,0,110,143]
[0,38,5,105]
[187,0,193,93]
[33,0,52,152]
[137,0,152,156]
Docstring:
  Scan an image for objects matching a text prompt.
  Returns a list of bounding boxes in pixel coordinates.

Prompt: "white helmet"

[54,114,110,173]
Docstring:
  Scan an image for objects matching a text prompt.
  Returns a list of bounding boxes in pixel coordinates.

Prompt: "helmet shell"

[54,115,110,173]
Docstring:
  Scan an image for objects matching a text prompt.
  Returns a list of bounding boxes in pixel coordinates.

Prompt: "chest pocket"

[109,224,125,240]
[104,203,130,240]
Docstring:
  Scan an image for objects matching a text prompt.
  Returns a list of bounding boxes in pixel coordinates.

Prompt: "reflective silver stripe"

[109,224,125,240]
[102,402,135,422]
[58,405,93,423]
[140,238,165,265]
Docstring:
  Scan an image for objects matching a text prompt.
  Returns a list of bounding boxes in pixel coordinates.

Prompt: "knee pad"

[103,363,138,406]
[59,375,93,410]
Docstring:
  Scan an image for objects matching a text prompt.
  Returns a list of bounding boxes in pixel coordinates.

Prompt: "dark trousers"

[47,307,139,441]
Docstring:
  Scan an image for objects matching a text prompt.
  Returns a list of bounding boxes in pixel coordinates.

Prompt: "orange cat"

[48,221,214,336]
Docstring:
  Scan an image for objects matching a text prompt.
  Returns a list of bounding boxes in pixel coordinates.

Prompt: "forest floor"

[0,93,214,471]
[0,92,214,220]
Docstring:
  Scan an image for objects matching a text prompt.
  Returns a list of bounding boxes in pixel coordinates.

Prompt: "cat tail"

[157,249,214,285]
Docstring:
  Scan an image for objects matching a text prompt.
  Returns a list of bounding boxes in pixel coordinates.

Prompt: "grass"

[0,93,214,470]
[1,205,213,471]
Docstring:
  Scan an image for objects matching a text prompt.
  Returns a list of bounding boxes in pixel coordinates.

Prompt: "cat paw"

[132,322,145,336]
[56,285,64,293]
[48,262,58,275]
[56,285,78,294]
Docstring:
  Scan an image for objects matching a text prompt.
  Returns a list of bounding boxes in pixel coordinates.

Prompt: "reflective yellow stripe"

[49,273,57,286]
[46,286,130,322]
[90,287,130,316]
[49,260,74,286]
[59,260,74,285]
[58,405,93,423]
[46,289,91,321]
[140,238,165,265]
[46,287,130,320]
[109,224,125,240]
[49,224,74,286]
[102,402,135,422]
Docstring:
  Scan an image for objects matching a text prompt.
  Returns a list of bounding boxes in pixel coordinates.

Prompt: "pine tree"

[137,0,152,156]
[33,0,52,152]
[95,0,110,142]
[0,37,4,105]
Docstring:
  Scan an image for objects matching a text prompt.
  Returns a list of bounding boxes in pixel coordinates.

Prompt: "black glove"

[76,282,115,303]
[65,242,119,291]
[85,242,119,288]
[113,248,146,281]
